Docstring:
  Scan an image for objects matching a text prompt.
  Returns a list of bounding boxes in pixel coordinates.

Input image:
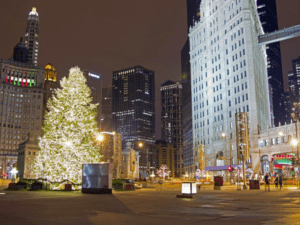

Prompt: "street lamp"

[291,138,299,148]
[96,134,104,142]
[138,142,150,178]
[10,168,18,182]
[291,102,300,189]
[221,132,233,184]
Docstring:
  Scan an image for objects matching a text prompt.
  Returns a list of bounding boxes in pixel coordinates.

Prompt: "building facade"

[257,0,285,127]
[120,142,140,180]
[100,131,122,178]
[112,65,155,178]
[24,7,39,66]
[189,0,271,177]
[43,63,58,116]
[82,70,102,129]
[290,56,300,98]
[160,80,183,177]
[154,140,175,178]
[0,39,44,178]
[101,86,112,132]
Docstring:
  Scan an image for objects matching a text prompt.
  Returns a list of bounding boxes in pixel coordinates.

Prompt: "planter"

[123,183,133,190]
[31,183,43,190]
[8,183,17,189]
[17,184,27,189]
[113,186,123,189]
[65,184,72,191]
[214,186,221,190]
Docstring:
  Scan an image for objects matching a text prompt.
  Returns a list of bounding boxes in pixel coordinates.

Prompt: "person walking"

[264,172,270,192]
[274,174,279,189]
[279,174,283,190]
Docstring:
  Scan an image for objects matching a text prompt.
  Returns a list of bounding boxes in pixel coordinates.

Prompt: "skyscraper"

[43,63,58,116]
[0,39,45,178]
[112,65,155,178]
[24,7,39,66]
[187,0,201,32]
[101,86,112,132]
[82,70,102,129]
[190,0,270,175]
[291,56,300,96]
[257,0,284,127]
[182,0,202,176]
[160,80,183,177]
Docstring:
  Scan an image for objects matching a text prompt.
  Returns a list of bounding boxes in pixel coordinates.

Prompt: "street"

[0,186,300,225]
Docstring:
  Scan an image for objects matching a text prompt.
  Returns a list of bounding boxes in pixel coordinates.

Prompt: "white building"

[189,0,271,177]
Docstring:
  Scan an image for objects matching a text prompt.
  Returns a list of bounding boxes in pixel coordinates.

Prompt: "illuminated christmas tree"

[33,67,101,184]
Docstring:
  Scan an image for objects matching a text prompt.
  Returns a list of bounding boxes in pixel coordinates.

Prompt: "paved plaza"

[0,186,300,225]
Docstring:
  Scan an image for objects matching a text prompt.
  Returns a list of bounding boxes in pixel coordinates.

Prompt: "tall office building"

[112,65,155,178]
[182,0,202,177]
[0,39,45,178]
[101,86,112,132]
[160,80,183,177]
[24,7,39,66]
[189,0,270,176]
[43,63,58,116]
[154,140,175,178]
[82,70,102,129]
[257,0,284,127]
[291,56,300,96]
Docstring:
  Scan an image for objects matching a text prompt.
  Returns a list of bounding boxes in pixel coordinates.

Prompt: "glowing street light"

[278,131,284,137]
[291,138,299,147]
[221,132,226,138]
[10,168,18,180]
[96,134,104,142]
[138,142,143,148]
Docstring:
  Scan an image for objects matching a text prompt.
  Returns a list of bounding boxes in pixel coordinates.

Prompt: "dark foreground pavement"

[0,187,300,225]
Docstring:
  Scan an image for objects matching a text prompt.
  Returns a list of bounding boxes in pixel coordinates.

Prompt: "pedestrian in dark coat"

[264,172,270,192]
[274,174,279,189]
[279,175,283,190]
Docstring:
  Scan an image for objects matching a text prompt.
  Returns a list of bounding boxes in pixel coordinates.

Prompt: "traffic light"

[130,149,135,172]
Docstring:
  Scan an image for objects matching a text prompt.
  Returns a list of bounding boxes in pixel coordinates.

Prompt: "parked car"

[134,182,143,189]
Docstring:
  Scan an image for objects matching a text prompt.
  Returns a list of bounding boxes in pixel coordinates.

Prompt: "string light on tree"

[156,164,171,180]
[33,67,102,184]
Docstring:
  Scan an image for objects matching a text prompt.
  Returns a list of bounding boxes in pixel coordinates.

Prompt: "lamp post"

[138,142,150,178]
[96,133,104,159]
[221,132,233,184]
[10,168,18,183]
[291,102,300,189]
[291,138,299,188]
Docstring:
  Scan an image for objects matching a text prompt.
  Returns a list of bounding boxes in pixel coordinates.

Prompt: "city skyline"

[0,0,299,139]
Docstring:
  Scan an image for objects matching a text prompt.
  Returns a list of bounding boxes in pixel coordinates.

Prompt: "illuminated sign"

[275,154,293,159]
[88,72,100,79]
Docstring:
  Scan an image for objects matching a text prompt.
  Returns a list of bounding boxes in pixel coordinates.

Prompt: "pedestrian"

[264,172,270,192]
[274,174,279,189]
[279,174,283,190]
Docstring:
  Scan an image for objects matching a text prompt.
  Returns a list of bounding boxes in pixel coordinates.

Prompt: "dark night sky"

[0,0,299,139]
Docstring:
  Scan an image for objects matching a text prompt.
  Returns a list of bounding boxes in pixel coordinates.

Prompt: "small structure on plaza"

[82,163,112,194]
[17,135,39,179]
[119,142,139,180]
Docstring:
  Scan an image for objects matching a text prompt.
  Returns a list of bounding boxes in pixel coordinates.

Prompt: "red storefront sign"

[274,154,293,159]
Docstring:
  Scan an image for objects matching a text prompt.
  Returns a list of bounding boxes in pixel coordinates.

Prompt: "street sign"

[227,166,233,172]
